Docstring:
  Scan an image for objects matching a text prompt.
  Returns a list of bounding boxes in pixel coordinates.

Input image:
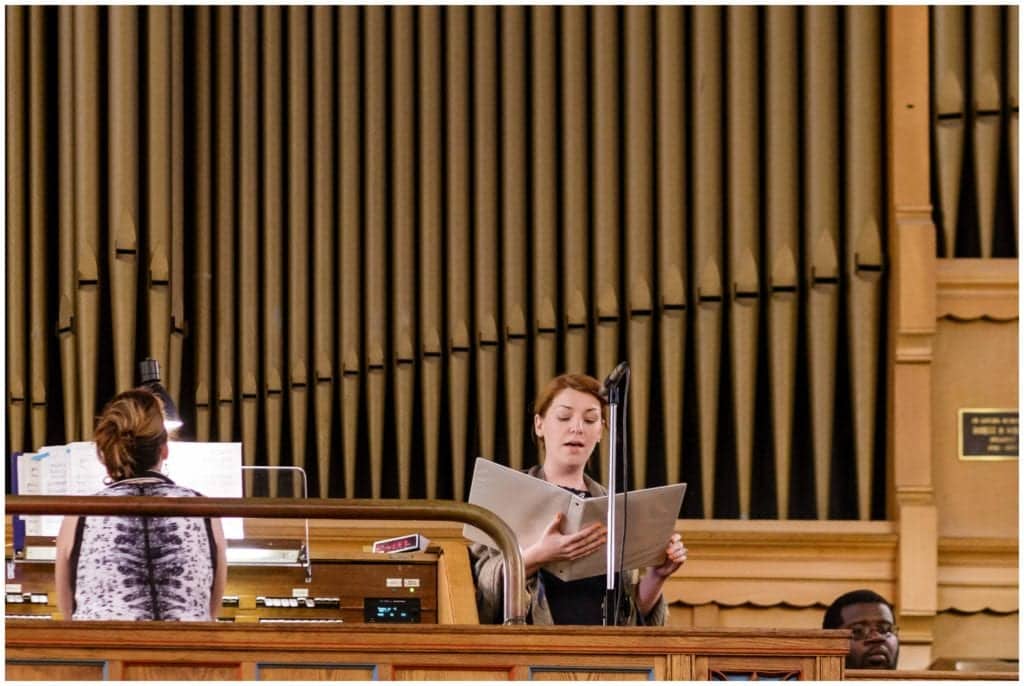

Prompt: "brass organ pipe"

[313,6,335,498]
[501,5,528,472]
[215,6,237,441]
[971,5,1002,258]
[692,6,724,517]
[931,7,965,256]
[338,6,363,498]
[110,6,140,393]
[625,5,655,489]
[169,6,186,407]
[765,6,800,518]
[365,6,387,498]
[147,7,172,387]
[263,6,285,495]
[845,6,884,520]
[57,6,78,441]
[74,6,101,439]
[393,6,416,498]
[562,6,590,374]
[1009,6,1019,239]
[6,496,527,626]
[474,6,500,462]
[726,5,760,517]
[287,5,310,478]
[531,6,559,392]
[28,7,47,448]
[655,5,687,489]
[804,6,840,519]
[593,6,622,486]
[239,6,260,495]
[446,6,472,500]
[7,5,27,453]
[193,7,213,441]
[419,6,444,498]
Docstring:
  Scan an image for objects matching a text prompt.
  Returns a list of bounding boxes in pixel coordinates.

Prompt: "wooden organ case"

[5,519,449,625]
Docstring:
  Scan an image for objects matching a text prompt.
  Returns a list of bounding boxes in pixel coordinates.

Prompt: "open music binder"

[464,457,686,582]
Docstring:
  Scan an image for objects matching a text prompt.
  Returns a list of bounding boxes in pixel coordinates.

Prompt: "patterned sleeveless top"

[70,472,217,621]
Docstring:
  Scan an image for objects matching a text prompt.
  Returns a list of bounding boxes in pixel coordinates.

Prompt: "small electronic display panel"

[364,597,421,623]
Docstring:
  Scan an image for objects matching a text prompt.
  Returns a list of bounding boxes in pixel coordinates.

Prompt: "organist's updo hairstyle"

[93,388,169,481]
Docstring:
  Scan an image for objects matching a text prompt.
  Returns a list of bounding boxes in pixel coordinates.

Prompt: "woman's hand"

[522,513,606,577]
[651,533,687,579]
[636,533,688,616]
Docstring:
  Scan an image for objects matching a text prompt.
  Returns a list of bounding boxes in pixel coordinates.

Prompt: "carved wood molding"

[936,537,1019,613]
[935,259,1019,323]
[661,520,898,608]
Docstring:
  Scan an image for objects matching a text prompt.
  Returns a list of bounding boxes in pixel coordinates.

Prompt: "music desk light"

[139,358,184,432]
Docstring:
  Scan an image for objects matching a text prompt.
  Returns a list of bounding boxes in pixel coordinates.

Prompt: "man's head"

[823,589,899,669]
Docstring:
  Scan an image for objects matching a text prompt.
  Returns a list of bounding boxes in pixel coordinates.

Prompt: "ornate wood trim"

[935,259,1019,322]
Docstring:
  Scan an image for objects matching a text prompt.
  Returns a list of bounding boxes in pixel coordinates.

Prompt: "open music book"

[464,457,686,582]
[13,441,245,539]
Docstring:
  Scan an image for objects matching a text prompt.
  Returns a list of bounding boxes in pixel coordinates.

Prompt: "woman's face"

[534,388,604,471]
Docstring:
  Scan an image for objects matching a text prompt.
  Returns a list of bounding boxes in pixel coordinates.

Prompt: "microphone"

[603,362,630,402]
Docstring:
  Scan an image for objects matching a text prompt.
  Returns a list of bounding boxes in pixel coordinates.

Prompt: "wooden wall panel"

[121,662,241,681]
[6,660,106,681]
[257,665,377,681]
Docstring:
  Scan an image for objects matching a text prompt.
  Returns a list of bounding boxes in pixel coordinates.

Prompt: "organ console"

[5,518,447,624]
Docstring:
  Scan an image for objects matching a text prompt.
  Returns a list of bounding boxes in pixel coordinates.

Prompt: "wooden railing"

[5,622,851,680]
[5,495,527,624]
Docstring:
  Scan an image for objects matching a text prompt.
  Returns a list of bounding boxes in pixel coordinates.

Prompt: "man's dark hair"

[823,589,894,629]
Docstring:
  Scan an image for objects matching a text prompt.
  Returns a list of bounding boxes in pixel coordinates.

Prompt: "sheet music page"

[18,452,42,536]
[165,442,245,539]
[463,458,573,549]
[39,447,71,537]
[547,482,687,581]
[66,442,106,495]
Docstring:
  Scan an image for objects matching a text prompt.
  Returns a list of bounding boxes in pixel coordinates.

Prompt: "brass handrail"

[5,495,527,625]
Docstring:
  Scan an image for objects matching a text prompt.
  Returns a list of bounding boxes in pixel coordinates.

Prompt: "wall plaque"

[958,409,1018,460]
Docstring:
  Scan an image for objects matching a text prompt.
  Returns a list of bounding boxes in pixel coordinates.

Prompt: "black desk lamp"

[139,358,184,431]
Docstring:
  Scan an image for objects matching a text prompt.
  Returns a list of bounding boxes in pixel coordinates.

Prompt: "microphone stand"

[603,379,624,626]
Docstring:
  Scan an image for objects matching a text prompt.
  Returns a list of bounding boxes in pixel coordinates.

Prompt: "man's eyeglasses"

[845,623,899,641]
